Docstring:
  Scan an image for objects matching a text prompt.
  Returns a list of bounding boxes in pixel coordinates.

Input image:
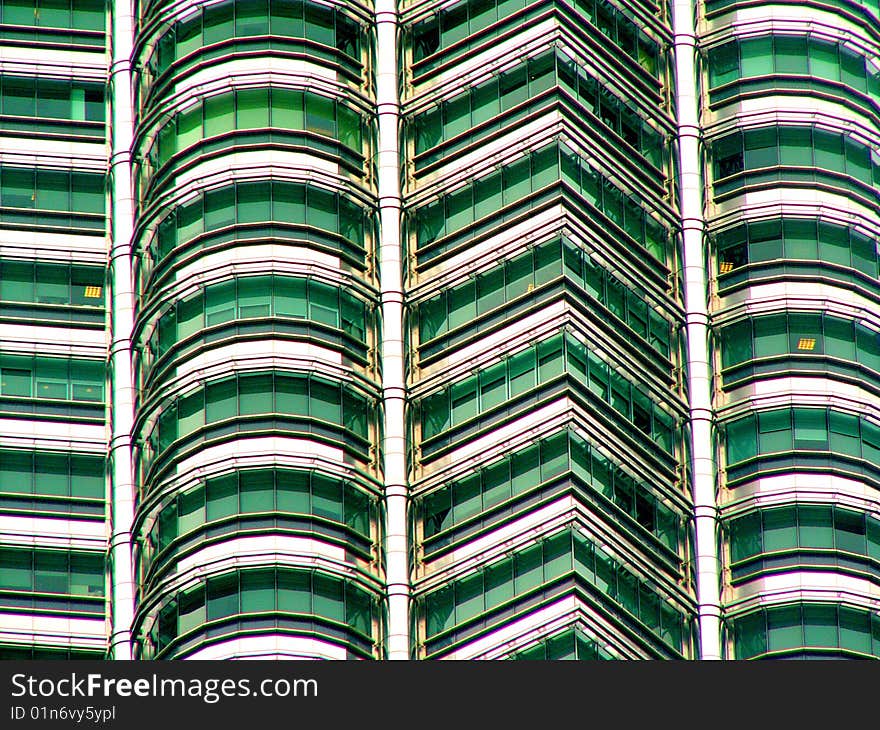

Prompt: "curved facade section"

[703,0,880,657]
[130,0,385,660]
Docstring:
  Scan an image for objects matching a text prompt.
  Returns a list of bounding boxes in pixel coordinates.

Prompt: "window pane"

[240,469,274,513]
[709,41,738,87]
[479,362,506,412]
[775,36,808,75]
[34,552,67,594]
[240,569,276,613]
[238,276,271,318]
[741,37,773,77]
[313,573,344,622]
[744,128,778,169]
[840,607,871,653]
[508,348,535,397]
[799,505,834,549]
[236,88,269,128]
[276,470,310,514]
[205,280,235,326]
[305,94,335,137]
[35,453,68,496]
[726,415,757,464]
[278,571,311,613]
[311,379,341,423]
[759,409,791,453]
[237,182,270,225]
[206,573,239,620]
[177,486,204,535]
[206,474,238,521]
[763,508,796,552]
[313,473,343,522]
[803,605,837,648]
[205,378,237,421]
[793,408,827,450]
[309,280,338,327]
[767,606,802,652]
[239,374,272,415]
[204,93,235,137]
[276,376,308,416]
[275,276,307,318]
[834,509,866,554]
[730,512,761,562]
[829,410,861,457]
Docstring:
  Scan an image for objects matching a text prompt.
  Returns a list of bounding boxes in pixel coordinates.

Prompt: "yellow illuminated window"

[83,285,102,299]
[796,337,816,351]
[719,261,734,274]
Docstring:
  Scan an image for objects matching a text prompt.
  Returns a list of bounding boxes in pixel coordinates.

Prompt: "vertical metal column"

[376,0,410,659]
[108,0,136,661]
[671,0,723,660]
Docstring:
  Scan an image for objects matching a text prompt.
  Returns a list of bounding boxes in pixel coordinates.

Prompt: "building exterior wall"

[703,0,880,658]
[0,0,109,660]
[0,0,876,660]
[401,0,698,659]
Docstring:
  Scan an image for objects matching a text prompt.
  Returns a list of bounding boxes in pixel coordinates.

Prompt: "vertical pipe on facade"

[376,0,410,659]
[671,0,722,659]
[107,0,136,661]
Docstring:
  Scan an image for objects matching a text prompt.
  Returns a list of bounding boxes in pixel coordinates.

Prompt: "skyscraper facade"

[704,0,880,659]
[0,0,109,660]
[0,0,877,661]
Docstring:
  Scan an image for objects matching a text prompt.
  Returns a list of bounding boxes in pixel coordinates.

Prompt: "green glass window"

[204,93,234,137]
[0,75,104,133]
[205,378,236,422]
[277,571,311,614]
[709,41,739,87]
[758,409,790,453]
[0,0,104,35]
[422,527,689,652]
[726,407,880,476]
[829,411,861,457]
[177,486,203,536]
[768,605,802,651]
[713,125,880,198]
[775,36,808,75]
[709,34,879,109]
[0,547,103,597]
[412,141,671,268]
[734,603,880,658]
[143,181,372,280]
[411,0,659,79]
[206,474,237,521]
[510,628,615,660]
[141,87,366,197]
[716,217,880,282]
[147,274,370,369]
[1,259,104,311]
[412,49,665,169]
[800,506,834,549]
[143,2,363,97]
[418,333,677,452]
[142,372,374,472]
[725,415,757,464]
[0,354,103,403]
[0,449,104,502]
[419,430,681,551]
[206,573,239,620]
[793,408,827,449]
[0,166,104,226]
